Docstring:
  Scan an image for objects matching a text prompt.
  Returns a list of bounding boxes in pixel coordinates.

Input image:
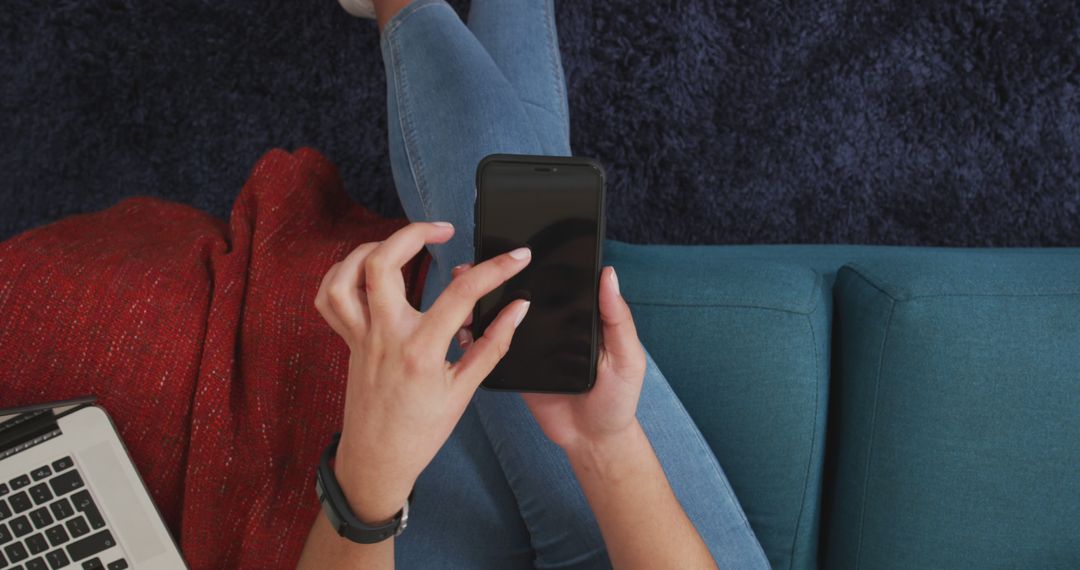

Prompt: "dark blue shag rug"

[2,1,1079,245]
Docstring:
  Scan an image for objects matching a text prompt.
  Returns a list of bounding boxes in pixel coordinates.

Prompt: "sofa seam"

[842,263,1080,301]
[806,271,825,314]
[625,299,813,316]
[853,298,896,569]
[667,360,773,569]
[897,291,1080,299]
[841,264,900,302]
[788,310,823,570]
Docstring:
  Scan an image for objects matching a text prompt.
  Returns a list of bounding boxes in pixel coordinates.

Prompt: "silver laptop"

[0,398,187,570]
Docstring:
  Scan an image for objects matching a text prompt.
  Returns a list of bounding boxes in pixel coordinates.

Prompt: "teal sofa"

[605,242,1080,570]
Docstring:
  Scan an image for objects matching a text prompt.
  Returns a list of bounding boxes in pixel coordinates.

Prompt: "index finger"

[418,247,531,346]
[363,221,455,314]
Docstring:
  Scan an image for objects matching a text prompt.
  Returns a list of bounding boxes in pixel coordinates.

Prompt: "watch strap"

[316,432,414,544]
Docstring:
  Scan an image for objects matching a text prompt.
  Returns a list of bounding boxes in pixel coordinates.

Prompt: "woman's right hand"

[314,221,532,525]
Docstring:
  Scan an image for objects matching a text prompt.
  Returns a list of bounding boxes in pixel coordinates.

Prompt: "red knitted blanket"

[0,148,428,568]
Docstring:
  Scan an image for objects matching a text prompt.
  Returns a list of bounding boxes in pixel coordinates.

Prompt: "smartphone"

[473,154,605,393]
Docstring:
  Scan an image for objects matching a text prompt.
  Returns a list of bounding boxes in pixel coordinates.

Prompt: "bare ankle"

[373,0,415,31]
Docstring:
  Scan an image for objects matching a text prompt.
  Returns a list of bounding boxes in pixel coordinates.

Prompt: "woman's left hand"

[452,264,646,455]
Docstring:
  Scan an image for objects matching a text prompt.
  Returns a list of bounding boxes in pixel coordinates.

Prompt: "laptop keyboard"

[0,457,129,570]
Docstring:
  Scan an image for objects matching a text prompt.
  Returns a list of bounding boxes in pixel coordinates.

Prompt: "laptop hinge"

[0,409,63,461]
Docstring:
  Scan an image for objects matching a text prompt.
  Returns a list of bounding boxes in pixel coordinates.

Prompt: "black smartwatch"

[315,432,414,544]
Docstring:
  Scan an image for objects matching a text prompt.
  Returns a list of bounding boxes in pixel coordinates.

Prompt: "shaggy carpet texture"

[2,0,1078,245]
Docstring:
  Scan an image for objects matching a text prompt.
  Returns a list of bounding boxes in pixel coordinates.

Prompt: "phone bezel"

[473,153,606,394]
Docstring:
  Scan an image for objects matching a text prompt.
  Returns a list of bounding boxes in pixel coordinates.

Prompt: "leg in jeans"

[381,2,541,567]
[381,1,770,568]
[466,0,570,154]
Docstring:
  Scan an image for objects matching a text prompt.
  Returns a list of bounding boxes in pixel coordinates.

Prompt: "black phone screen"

[474,156,604,393]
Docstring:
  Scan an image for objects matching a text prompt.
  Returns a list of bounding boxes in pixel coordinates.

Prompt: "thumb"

[598,266,646,378]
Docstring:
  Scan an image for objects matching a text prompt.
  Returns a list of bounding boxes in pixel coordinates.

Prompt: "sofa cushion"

[605,240,830,570]
[827,251,1080,569]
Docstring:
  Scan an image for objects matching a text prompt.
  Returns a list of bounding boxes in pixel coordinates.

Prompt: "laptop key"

[30,507,53,529]
[11,515,33,537]
[10,491,33,513]
[65,529,115,563]
[49,498,74,521]
[82,557,104,569]
[1,498,11,519]
[0,521,10,544]
[0,482,8,496]
[71,492,106,530]
[26,533,48,554]
[26,556,49,570]
[48,471,84,497]
[46,548,71,569]
[10,475,31,491]
[29,484,53,505]
[5,540,29,563]
[51,457,74,473]
[107,559,129,570]
[45,525,69,547]
[31,466,52,481]
[66,516,90,538]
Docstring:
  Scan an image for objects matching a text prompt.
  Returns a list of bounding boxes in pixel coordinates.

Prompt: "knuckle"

[494,336,512,358]
[449,276,484,301]
[327,282,350,306]
[400,343,428,374]
[365,252,391,276]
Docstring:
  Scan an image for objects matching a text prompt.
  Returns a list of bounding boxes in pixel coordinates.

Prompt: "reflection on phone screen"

[476,161,602,392]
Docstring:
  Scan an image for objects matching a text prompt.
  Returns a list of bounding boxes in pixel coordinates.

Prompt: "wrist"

[563,421,648,482]
[333,439,413,525]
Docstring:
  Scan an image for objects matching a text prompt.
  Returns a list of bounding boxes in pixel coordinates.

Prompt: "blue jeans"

[380,1,770,568]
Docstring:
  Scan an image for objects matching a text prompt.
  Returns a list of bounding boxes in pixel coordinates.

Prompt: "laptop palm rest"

[78,441,167,563]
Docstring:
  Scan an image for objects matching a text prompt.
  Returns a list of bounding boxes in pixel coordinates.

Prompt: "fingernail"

[432,221,453,228]
[452,263,468,272]
[456,328,470,346]
[508,247,531,260]
[610,268,620,294]
[513,301,531,328]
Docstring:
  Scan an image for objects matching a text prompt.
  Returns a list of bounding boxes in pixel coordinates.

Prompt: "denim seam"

[383,1,449,222]
[541,0,570,137]
[854,298,896,569]
[519,98,566,122]
[788,311,823,570]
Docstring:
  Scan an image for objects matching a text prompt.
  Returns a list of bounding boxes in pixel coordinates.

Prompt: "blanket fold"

[0,148,428,568]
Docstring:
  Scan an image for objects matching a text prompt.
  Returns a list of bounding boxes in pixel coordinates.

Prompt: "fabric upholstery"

[826,253,1080,569]
[605,241,830,570]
